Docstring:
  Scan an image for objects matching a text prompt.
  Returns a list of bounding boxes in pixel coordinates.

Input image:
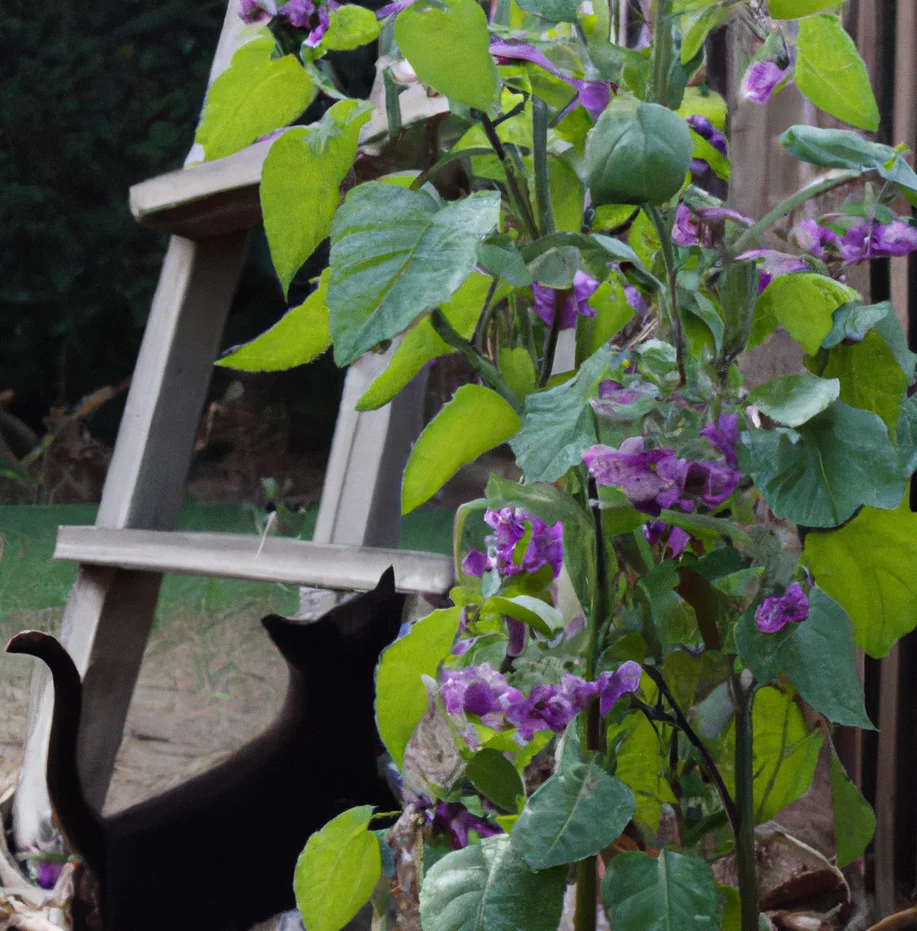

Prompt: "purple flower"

[431,802,503,849]
[441,664,510,717]
[35,859,63,890]
[839,219,917,263]
[679,459,740,507]
[531,270,600,330]
[281,0,315,27]
[462,549,489,578]
[741,60,791,104]
[597,661,642,714]
[791,219,840,260]
[643,521,690,557]
[625,284,648,316]
[737,249,808,293]
[686,114,729,172]
[489,40,611,120]
[693,207,754,228]
[597,380,644,406]
[506,619,527,657]
[701,413,740,470]
[304,3,332,45]
[484,507,564,579]
[376,0,414,15]
[755,583,809,633]
[583,437,675,504]
[673,204,705,247]
[240,0,272,23]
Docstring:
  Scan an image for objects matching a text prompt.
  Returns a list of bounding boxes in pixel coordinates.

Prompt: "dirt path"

[0,602,286,814]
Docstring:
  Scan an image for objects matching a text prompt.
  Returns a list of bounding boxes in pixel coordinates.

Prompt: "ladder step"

[129,142,269,239]
[54,527,454,596]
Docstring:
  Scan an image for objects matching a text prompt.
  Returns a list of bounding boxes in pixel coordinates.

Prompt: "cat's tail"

[6,631,106,874]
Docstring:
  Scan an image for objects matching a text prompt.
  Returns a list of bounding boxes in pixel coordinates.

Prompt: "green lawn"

[0,503,454,625]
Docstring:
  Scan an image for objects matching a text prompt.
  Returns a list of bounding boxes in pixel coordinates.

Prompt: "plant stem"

[429,310,522,412]
[532,97,555,237]
[726,170,862,258]
[645,204,686,386]
[479,113,540,240]
[472,277,501,353]
[732,675,759,931]
[866,906,917,931]
[649,0,672,107]
[538,288,567,386]
[642,665,739,838]
[575,857,598,931]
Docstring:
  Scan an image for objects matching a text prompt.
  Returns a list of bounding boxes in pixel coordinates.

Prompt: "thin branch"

[538,288,567,387]
[645,205,686,386]
[642,664,740,837]
[532,97,554,237]
[429,310,522,412]
[479,113,539,239]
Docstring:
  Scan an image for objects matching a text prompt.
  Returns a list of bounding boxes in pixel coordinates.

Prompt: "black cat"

[6,567,405,931]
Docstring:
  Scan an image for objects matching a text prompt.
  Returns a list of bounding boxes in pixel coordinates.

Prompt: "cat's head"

[261,567,405,677]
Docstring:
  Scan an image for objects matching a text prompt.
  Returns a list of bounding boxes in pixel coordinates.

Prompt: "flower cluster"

[441,661,641,741]
[583,416,741,516]
[686,115,728,179]
[755,583,809,633]
[462,508,564,580]
[240,0,334,46]
[792,217,917,265]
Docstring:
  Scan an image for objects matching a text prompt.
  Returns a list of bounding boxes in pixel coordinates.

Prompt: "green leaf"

[402,385,521,513]
[769,0,845,18]
[829,741,875,868]
[194,37,316,161]
[586,99,693,207]
[746,372,840,428]
[735,589,871,728]
[466,748,525,813]
[754,274,858,355]
[499,347,538,399]
[294,806,381,931]
[898,394,917,475]
[608,713,677,832]
[419,835,566,931]
[690,130,730,182]
[681,6,732,64]
[512,762,635,869]
[601,850,723,931]
[795,15,879,131]
[511,347,611,482]
[478,238,532,287]
[750,401,905,528]
[721,686,823,823]
[780,125,895,171]
[376,607,462,766]
[821,300,891,348]
[262,99,373,296]
[321,5,381,50]
[549,155,587,233]
[487,594,564,636]
[821,330,908,436]
[516,0,579,22]
[805,492,917,657]
[485,475,596,622]
[217,271,331,371]
[356,272,497,411]
[394,0,499,111]
[328,184,500,366]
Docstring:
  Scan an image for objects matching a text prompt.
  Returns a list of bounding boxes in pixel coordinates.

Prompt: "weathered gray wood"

[14,234,247,844]
[53,527,454,596]
[313,348,429,550]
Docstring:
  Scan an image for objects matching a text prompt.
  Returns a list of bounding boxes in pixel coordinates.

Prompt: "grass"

[0,502,455,627]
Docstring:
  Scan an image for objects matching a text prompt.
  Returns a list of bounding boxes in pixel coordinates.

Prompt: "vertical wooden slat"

[13,234,247,845]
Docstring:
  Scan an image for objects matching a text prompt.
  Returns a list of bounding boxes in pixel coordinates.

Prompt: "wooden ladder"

[12,0,454,848]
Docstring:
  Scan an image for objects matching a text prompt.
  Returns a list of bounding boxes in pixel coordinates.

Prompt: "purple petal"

[694,207,753,228]
[737,249,809,294]
[506,619,527,657]
[598,661,642,714]
[376,0,415,16]
[700,413,740,470]
[673,204,701,246]
[281,0,315,27]
[462,549,489,578]
[583,444,673,502]
[578,81,611,120]
[871,220,917,258]
[686,114,714,139]
[754,583,809,633]
[668,526,691,557]
[741,61,791,104]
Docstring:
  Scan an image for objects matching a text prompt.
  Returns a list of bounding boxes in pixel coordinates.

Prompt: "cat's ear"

[375,566,396,597]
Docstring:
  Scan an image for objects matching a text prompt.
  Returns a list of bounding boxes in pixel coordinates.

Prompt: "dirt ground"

[0,601,287,814]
